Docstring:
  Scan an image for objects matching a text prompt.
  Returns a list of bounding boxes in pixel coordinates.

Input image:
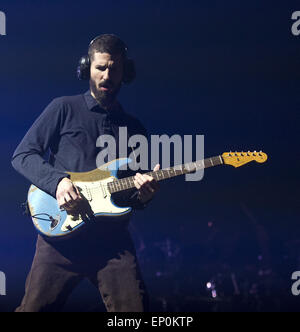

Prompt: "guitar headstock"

[222,151,268,168]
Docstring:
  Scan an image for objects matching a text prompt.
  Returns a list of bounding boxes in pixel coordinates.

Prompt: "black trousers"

[16,220,148,312]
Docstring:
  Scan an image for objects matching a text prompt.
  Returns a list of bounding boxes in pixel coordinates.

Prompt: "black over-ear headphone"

[77,34,136,84]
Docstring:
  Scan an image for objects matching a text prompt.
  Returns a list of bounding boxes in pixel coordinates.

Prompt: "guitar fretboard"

[107,155,223,194]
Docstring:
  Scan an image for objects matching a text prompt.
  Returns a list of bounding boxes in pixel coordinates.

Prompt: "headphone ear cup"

[77,55,90,80]
[123,58,136,84]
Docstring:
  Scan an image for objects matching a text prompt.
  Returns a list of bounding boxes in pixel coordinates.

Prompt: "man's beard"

[90,78,121,110]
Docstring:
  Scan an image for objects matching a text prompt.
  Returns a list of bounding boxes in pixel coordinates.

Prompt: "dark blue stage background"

[0,0,299,312]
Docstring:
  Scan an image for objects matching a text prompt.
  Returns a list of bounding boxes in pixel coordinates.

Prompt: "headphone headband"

[89,34,128,52]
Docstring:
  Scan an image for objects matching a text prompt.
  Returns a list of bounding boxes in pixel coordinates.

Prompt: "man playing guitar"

[12,34,159,312]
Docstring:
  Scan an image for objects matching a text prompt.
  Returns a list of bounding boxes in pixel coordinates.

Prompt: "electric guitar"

[27,151,268,239]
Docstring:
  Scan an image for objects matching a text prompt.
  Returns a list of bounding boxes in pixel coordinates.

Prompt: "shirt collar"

[83,90,122,116]
[84,90,97,110]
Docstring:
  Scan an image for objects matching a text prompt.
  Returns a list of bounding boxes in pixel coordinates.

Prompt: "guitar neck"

[107,155,224,194]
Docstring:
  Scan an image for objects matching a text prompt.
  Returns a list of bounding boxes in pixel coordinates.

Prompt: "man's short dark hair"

[88,34,127,61]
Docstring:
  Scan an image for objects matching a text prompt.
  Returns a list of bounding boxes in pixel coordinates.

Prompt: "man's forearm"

[11,152,69,198]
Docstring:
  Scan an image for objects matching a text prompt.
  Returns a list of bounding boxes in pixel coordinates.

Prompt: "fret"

[126,178,132,189]
[110,182,115,194]
[149,172,156,180]
[174,167,183,176]
[162,170,168,179]
[196,159,204,170]
[212,156,222,167]
[120,179,125,190]
[186,162,196,173]
[129,177,135,188]
[181,165,187,174]
[165,169,169,177]
[153,171,158,180]
[193,162,198,171]
[204,158,213,168]
[125,177,130,189]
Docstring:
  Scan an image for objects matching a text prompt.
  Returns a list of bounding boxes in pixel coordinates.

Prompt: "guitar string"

[85,160,206,195]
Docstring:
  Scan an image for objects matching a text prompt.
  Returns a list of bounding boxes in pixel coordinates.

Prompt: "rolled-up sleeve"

[11,98,69,198]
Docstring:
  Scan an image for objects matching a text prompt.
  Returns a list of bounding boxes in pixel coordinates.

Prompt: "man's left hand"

[134,164,160,204]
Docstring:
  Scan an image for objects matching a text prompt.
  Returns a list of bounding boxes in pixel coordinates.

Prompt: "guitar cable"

[31,213,60,229]
[21,200,58,224]
[31,213,55,222]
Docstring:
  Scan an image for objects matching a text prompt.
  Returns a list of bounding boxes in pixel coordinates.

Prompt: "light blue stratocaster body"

[27,158,133,239]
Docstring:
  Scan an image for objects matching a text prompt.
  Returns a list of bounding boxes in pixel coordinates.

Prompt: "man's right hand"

[56,177,82,212]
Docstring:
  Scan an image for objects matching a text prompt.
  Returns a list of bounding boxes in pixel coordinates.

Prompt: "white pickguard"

[60,177,131,232]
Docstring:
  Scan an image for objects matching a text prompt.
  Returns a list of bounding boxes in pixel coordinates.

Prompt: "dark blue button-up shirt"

[12,90,148,209]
